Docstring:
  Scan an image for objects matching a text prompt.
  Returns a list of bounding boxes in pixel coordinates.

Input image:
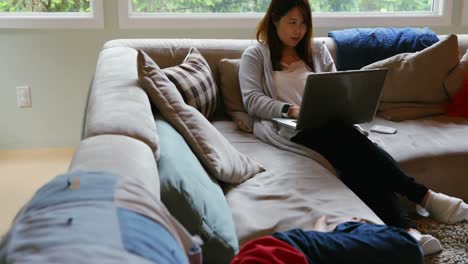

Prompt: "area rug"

[415,219,467,264]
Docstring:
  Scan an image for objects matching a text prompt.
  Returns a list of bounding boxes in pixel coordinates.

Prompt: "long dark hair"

[256,0,314,71]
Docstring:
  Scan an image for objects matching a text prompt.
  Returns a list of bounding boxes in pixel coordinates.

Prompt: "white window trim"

[0,0,103,29]
[118,0,452,29]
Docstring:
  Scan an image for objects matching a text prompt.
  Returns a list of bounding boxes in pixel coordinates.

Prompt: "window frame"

[0,0,104,29]
[118,0,452,29]
[463,0,468,25]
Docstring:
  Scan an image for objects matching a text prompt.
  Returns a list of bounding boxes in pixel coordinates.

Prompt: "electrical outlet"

[16,86,32,108]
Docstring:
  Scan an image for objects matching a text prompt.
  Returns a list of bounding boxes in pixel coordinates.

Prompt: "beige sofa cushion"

[363,34,459,104]
[362,116,468,202]
[211,120,383,246]
[218,58,244,112]
[137,49,264,184]
[445,49,468,98]
[218,58,253,133]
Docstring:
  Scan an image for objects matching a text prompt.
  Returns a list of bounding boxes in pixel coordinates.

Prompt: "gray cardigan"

[239,41,337,171]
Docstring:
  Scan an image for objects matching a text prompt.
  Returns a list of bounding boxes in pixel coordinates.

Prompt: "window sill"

[0,0,103,29]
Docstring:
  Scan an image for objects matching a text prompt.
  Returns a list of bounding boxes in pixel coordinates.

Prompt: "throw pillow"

[156,115,238,264]
[137,49,265,184]
[362,34,460,104]
[328,27,439,71]
[445,49,468,98]
[162,47,218,118]
[218,58,253,133]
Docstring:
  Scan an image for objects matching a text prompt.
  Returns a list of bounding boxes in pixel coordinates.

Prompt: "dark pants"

[291,123,428,229]
[273,222,424,264]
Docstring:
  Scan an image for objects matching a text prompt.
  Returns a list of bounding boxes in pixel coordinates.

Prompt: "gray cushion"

[156,115,238,264]
[218,58,253,133]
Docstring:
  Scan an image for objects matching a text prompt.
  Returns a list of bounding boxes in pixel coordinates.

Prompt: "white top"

[272,60,313,140]
[272,60,312,106]
[239,42,337,173]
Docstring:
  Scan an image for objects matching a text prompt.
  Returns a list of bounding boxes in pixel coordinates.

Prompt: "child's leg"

[273,223,424,264]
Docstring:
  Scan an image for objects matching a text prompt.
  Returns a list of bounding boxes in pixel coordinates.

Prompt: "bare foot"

[314,215,329,232]
[406,228,443,256]
[406,228,422,241]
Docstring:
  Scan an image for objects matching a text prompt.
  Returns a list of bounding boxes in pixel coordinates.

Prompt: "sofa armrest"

[84,47,160,158]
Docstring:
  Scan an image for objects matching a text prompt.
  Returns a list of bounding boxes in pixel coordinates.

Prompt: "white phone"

[370,125,397,134]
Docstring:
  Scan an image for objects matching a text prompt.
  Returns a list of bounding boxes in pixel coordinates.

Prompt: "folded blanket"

[328,27,439,70]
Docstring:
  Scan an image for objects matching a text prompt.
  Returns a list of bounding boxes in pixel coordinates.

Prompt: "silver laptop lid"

[296,68,388,130]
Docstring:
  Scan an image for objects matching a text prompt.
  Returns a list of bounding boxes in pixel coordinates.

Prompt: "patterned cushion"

[163,48,218,118]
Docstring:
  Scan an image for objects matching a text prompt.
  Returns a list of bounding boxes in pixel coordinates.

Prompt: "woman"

[239,0,468,256]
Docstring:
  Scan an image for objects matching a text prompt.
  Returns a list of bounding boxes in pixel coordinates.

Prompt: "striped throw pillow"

[163,48,218,118]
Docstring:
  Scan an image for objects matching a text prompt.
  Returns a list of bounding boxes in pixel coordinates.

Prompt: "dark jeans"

[273,222,423,264]
[291,123,428,229]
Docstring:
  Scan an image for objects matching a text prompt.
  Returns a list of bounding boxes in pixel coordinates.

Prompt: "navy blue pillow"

[328,27,439,70]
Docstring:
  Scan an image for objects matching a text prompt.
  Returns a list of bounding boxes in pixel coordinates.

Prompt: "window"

[0,0,103,28]
[119,0,452,29]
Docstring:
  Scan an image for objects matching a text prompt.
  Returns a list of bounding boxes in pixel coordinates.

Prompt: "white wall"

[1,0,467,149]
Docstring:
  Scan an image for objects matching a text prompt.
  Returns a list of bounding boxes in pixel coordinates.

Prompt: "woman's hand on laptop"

[288,105,300,119]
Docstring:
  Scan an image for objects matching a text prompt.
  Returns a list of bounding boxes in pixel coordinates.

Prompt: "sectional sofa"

[2,34,468,264]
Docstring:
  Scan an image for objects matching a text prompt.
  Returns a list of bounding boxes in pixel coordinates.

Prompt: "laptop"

[273,68,388,130]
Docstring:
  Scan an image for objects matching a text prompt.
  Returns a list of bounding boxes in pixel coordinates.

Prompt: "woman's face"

[275,7,307,49]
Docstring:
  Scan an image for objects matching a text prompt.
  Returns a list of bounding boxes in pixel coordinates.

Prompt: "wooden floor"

[0,148,75,236]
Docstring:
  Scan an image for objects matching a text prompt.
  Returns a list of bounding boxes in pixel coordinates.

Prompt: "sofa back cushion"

[218,58,244,113]
[156,115,238,264]
[218,58,254,133]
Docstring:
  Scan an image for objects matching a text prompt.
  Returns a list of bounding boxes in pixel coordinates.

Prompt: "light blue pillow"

[156,115,239,264]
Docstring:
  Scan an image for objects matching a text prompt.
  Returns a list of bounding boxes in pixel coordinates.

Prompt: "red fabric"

[230,236,308,264]
[447,74,468,117]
